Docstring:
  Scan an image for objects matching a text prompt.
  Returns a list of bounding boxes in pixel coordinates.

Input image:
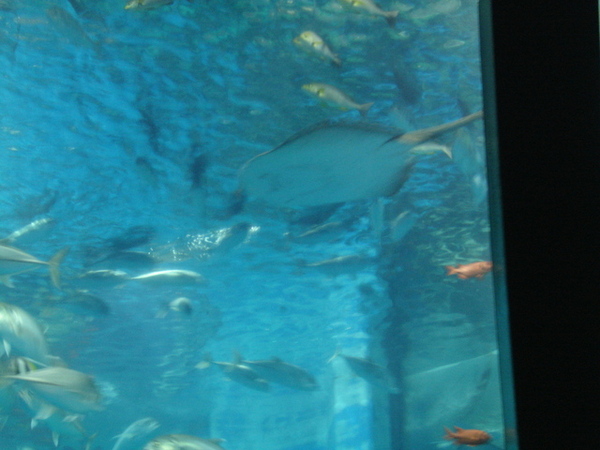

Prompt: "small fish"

[302,254,374,277]
[5,365,104,414]
[330,351,400,393]
[302,83,373,117]
[338,0,400,26]
[125,0,174,10]
[196,354,270,392]
[293,31,341,67]
[0,303,50,365]
[111,417,160,450]
[73,269,130,289]
[156,297,193,318]
[0,245,69,288]
[236,352,319,391]
[443,426,491,446]
[131,270,205,286]
[144,434,227,450]
[445,261,493,279]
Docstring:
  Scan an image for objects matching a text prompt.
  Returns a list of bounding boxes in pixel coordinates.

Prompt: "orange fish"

[445,261,493,279]
[443,426,492,446]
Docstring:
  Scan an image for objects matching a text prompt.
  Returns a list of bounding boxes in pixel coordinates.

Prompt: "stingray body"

[240,112,482,208]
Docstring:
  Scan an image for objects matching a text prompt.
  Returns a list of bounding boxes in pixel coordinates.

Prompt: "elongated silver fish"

[130,270,205,286]
[0,302,50,365]
[125,0,174,10]
[5,366,103,414]
[236,353,318,391]
[0,218,55,246]
[196,354,270,392]
[0,245,68,288]
[239,112,482,208]
[144,434,227,450]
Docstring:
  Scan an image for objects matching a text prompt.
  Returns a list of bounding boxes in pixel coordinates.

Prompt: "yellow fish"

[302,83,373,117]
[338,0,399,26]
[293,31,342,67]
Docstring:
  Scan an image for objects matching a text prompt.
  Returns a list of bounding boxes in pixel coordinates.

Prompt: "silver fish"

[0,218,55,246]
[0,302,50,365]
[156,297,193,319]
[73,269,130,289]
[331,352,400,393]
[5,366,103,414]
[0,245,68,288]
[236,353,318,391]
[18,390,94,450]
[125,0,174,10]
[144,434,227,450]
[111,417,160,450]
[239,112,482,208]
[196,354,270,392]
[130,270,205,286]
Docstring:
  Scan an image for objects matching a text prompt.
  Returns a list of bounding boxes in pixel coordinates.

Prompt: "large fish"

[196,354,270,392]
[239,112,482,208]
[235,353,319,391]
[144,434,227,450]
[331,351,400,393]
[0,302,50,364]
[111,417,160,450]
[5,366,103,414]
[0,244,69,288]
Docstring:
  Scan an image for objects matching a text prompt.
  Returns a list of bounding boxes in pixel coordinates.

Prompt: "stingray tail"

[399,111,483,144]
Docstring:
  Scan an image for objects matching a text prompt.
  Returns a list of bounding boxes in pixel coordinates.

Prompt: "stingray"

[239,111,482,208]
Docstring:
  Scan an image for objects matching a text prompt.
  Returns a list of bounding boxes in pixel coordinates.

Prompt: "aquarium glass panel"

[0,0,516,449]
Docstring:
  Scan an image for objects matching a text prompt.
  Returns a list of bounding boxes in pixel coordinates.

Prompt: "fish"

[302,83,373,117]
[338,0,400,26]
[239,111,482,208]
[235,352,319,391]
[0,302,50,365]
[196,354,270,392]
[445,261,493,279]
[73,269,130,289]
[60,291,111,316]
[156,297,193,318]
[130,270,205,286]
[144,434,227,450]
[301,254,375,277]
[125,0,174,10]
[330,351,400,393]
[111,417,160,450]
[293,31,342,67]
[18,390,95,450]
[0,218,55,246]
[4,366,104,414]
[0,244,69,288]
[443,426,492,446]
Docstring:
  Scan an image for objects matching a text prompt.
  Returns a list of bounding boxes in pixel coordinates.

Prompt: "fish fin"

[36,403,56,420]
[232,350,243,365]
[399,111,483,144]
[326,347,341,364]
[0,275,14,288]
[31,419,38,429]
[52,431,60,447]
[385,10,399,27]
[359,102,374,117]
[445,266,457,275]
[443,426,454,439]
[48,246,70,289]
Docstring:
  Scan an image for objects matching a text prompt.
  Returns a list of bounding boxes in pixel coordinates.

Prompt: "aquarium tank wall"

[0,1,516,449]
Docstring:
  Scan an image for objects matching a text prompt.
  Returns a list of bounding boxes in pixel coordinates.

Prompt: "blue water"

[0,1,508,449]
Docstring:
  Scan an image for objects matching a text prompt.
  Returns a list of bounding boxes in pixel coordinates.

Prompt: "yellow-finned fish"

[293,31,342,67]
[338,0,400,26]
[302,83,374,117]
[125,0,174,10]
[0,244,69,289]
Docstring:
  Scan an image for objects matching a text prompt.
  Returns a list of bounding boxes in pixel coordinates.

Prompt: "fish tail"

[195,352,212,370]
[359,102,375,117]
[48,247,70,289]
[445,266,457,275]
[442,426,454,439]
